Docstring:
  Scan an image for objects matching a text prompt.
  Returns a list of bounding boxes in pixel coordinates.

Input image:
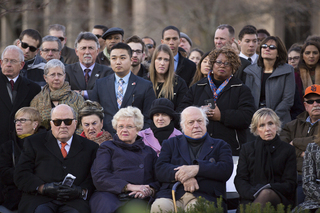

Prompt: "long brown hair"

[190,51,211,86]
[149,44,175,100]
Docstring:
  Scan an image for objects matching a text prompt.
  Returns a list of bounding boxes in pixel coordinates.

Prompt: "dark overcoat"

[90,135,159,213]
[176,52,196,87]
[14,131,99,213]
[155,135,233,203]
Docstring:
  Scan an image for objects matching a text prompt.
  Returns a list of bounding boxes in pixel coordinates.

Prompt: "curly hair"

[78,100,104,123]
[209,46,241,74]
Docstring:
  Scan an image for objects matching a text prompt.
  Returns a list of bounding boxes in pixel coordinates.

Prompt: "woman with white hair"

[30,59,84,129]
[90,106,159,213]
[234,108,297,209]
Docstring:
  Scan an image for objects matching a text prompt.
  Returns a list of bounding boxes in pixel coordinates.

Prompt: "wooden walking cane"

[172,182,181,213]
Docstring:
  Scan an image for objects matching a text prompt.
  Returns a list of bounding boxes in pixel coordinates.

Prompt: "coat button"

[139,164,144,169]
[210,133,213,137]
[63,166,66,169]
[209,158,215,163]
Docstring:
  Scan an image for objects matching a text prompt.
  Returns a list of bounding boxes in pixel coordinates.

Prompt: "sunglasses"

[305,99,320,105]
[261,44,277,50]
[20,41,38,52]
[51,119,74,126]
[58,37,65,42]
[95,34,102,39]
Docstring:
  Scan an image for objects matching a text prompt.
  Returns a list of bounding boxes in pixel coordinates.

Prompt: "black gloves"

[57,185,83,201]
[42,182,61,199]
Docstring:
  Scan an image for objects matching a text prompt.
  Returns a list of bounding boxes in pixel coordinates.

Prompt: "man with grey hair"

[48,24,78,64]
[65,32,113,99]
[151,106,233,213]
[14,104,98,213]
[40,35,62,62]
[0,45,41,144]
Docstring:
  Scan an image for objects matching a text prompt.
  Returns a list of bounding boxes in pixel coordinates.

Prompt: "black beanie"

[149,98,176,120]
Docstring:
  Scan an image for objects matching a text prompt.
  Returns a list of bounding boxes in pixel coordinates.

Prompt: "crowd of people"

[0,22,319,213]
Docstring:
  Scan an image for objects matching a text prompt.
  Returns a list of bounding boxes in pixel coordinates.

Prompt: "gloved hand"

[42,182,61,199]
[57,185,83,201]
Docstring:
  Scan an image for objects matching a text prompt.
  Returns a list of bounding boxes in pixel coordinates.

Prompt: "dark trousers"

[34,200,79,213]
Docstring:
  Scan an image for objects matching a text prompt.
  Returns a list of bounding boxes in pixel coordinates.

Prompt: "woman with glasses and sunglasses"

[30,59,84,130]
[148,44,188,110]
[0,107,43,213]
[90,106,159,213]
[78,100,112,145]
[178,46,255,156]
[298,40,320,94]
[244,36,295,125]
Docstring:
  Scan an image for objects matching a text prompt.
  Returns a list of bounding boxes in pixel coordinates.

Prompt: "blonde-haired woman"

[148,44,188,110]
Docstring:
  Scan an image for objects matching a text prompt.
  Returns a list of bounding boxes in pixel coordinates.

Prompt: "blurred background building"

[1,0,320,52]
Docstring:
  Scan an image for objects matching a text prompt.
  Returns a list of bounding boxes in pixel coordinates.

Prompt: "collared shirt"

[79,63,95,77]
[306,116,320,126]
[115,72,131,96]
[239,52,259,64]
[57,136,73,154]
[7,75,19,83]
[174,53,179,71]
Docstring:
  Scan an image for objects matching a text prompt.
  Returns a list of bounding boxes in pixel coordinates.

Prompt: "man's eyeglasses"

[261,44,277,50]
[58,37,65,42]
[288,56,300,61]
[146,44,154,49]
[305,99,320,105]
[51,119,74,126]
[95,34,102,39]
[20,41,38,52]
[215,60,231,67]
[2,58,20,64]
[14,118,32,123]
[42,49,60,53]
[132,50,142,55]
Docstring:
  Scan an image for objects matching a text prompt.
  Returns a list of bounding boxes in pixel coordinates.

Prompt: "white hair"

[180,106,208,132]
[1,45,24,62]
[112,106,144,131]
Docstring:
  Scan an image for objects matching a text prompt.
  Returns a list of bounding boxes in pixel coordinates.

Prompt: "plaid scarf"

[207,74,232,102]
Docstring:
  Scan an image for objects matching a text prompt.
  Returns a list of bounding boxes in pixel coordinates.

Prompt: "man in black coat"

[89,43,156,134]
[14,104,99,213]
[65,32,113,99]
[161,26,196,86]
[151,106,233,213]
[0,45,41,145]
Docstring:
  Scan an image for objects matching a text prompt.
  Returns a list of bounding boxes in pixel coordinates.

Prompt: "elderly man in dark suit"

[161,26,196,86]
[89,43,156,134]
[65,32,113,99]
[0,45,41,145]
[14,104,99,213]
[151,106,233,213]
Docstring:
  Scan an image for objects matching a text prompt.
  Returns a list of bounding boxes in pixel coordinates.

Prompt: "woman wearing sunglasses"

[31,59,84,130]
[0,107,43,213]
[244,36,295,125]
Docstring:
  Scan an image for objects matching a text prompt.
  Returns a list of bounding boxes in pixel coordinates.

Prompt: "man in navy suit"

[14,104,99,213]
[151,106,233,213]
[65,32,113,99]
[0,45,41,145]
[89,43,156,134]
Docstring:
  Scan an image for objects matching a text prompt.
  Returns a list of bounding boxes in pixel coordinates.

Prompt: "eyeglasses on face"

[42,49,60,53]
[51,119,74,126]
[146,44,154,49]
[261,44,277,50]
[117,125,136,130]
[46,73,65,78]
[132,50,142,55]
[305,99,320,105]
[20,41,38,52]
[215,60,231,67]
[95,34,102,39]
[2,58,20,64]
[14,118,32,123]
[288,56,300,61]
